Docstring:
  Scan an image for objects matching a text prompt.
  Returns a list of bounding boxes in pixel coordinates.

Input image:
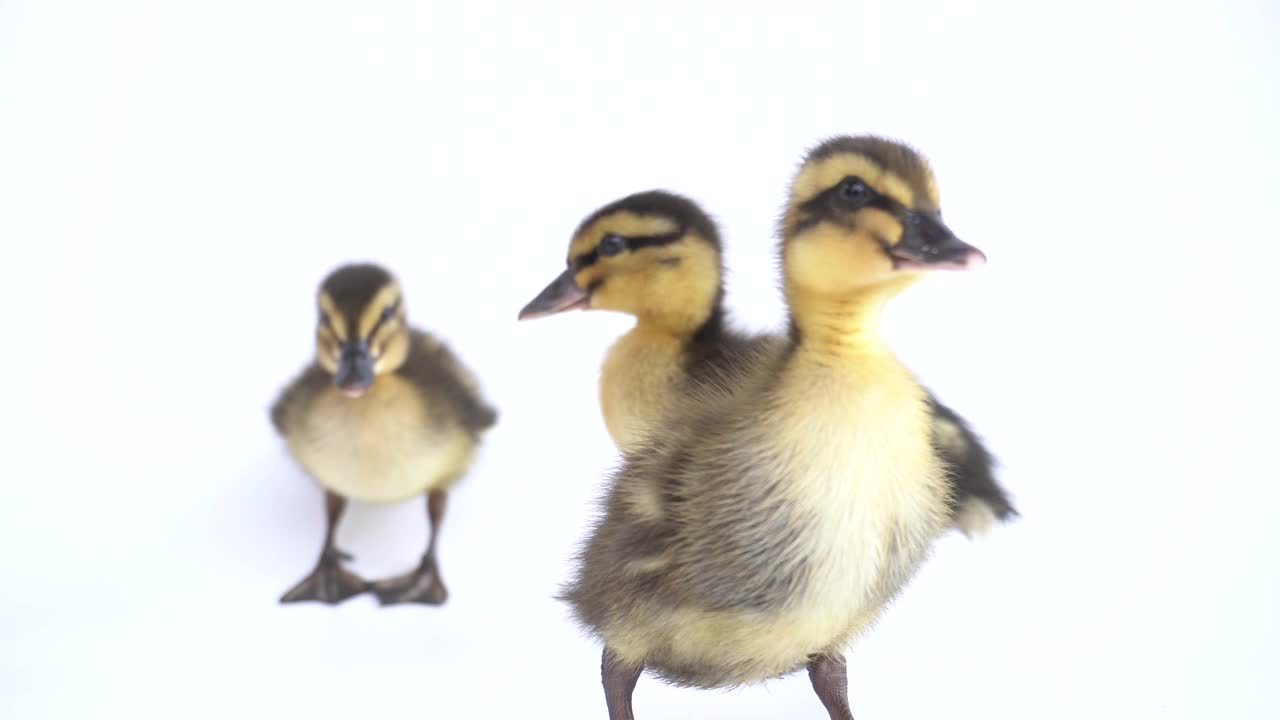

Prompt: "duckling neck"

[634,258,723,341]
[599,317,690,451]
[634,291,722,343]
[633,314,699,342]
[786,285,895,360]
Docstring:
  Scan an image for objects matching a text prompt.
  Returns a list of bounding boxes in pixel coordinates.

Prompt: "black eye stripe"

[365,297,401,341]
[570,229,684,271]
[571,249,599,272]
[627,230,684,249]
[599,234,627,256]
[866,193,905,216]
[795,178,911,230]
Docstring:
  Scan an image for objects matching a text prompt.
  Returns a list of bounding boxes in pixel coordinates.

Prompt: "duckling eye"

[837,177,870,206]
[379,306,396,322]
[599,234,627,257]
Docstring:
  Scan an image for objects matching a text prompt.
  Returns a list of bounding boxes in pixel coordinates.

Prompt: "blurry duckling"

[563,136,990,719]
[519,190,1013,536]
[271,263,496,605]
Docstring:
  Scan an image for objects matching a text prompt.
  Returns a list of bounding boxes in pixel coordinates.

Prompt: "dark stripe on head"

[321,263,394,306]
[575,190,722,250]
[572,248,599,272]
[574,190,721,248]
[805,135,938,211]
[365,296,402,345]
[320,263,396,340]
[796,182,907,219]
[789,178,912,238]
[572,229,687,272]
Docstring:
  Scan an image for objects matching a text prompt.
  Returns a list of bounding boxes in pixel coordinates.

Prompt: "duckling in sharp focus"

[519,191,770,450]
[518,191,1014,536]
[563,136,991,719]
[271,263,496,606]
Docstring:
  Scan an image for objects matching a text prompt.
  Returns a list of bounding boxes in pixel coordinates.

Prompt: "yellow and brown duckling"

[560,136,989,719]
[271,263,496,606]
[519,190,1014,536]
[519,191,771,451]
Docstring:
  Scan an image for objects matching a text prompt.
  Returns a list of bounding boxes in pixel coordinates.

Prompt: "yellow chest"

[599,328,685,452]
[770,356,951,625]
[285,375,475,503]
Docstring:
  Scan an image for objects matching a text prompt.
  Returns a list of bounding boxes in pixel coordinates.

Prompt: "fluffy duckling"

[271,263,496,605]
[519,191,769,450]
[519,191,1013,535]
[562,136,988,719]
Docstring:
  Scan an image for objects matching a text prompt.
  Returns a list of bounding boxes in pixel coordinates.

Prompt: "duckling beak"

[888,213,986,271]
[334,341,375,397]
[518,269,590,320]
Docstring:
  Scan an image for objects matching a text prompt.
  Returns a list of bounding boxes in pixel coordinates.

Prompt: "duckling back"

[396,330,498,438]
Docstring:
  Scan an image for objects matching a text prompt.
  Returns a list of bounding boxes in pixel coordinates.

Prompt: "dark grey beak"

[334,341,375,396]
[518,268,590,320]
[889,213,986,270]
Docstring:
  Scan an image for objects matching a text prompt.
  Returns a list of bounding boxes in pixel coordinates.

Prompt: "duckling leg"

[280,492,368,604]
[602,649,642,720]
[808,654,855,720]
[370,490,449,605]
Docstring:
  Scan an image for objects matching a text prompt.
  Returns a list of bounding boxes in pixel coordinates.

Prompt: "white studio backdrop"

[0,1,1276,718]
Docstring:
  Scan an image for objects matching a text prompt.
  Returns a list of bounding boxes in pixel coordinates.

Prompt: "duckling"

[561,136,990,719]
[271,263,496,605]
[519,191,1014,536]
[519,191,771,450]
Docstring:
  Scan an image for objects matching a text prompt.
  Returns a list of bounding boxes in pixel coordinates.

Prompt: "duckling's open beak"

[518,269,589,320]
[888,213,986,271]
[334,341,375,397]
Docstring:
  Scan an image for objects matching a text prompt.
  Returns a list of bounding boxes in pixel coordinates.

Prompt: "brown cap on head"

[321,263,396,311]
[519,190,724,323]
[571,190,723,256]
[803,135,940,212]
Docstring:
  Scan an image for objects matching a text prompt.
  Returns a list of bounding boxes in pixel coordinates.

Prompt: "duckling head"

[780,135,985,301]
[519,191,724,336]
[314,263,410,398]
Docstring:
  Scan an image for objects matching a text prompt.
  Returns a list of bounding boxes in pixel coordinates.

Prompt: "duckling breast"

[286,375,476,503]
[567,358,950,688]
[599,328,685,451]
[768,362,952,616]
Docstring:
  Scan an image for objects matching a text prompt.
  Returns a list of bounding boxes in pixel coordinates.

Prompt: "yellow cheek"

[372,330,410,373]
[786,233,893,295]
[589,273,640,313]
[316,347,339,374]
[317,294,347,341]
[575,267,601,293]
[859,209,904,248]
[356,283,402,338]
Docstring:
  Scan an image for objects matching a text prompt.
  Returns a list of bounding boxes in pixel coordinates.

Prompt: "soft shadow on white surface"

[1,1,1277,718]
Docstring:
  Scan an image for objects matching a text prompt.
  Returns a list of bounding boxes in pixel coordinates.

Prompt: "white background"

[1,1,1277,718]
